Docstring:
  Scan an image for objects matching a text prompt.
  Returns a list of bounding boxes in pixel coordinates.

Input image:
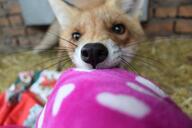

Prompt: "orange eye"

[72,32,81,41]
[112,24,126,34]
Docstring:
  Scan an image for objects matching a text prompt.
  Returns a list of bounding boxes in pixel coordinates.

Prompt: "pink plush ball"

[36,68,192,128]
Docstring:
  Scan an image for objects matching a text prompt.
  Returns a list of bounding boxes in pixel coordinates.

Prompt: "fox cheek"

[108,33,131,46]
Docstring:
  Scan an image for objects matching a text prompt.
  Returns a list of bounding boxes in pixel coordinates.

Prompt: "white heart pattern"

[96,92,150,119]
[136,76,167,98]
[52,83,75,116]
[126,82,157,98]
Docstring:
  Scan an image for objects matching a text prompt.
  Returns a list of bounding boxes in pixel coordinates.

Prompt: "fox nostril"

[81,43,108,68]
[98,50,107,58]
[81,50,89,58]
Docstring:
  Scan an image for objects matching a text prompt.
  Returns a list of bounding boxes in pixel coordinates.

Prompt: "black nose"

[81,43,108,68]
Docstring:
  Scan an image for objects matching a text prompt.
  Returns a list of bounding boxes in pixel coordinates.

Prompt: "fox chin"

[48,0,145,70]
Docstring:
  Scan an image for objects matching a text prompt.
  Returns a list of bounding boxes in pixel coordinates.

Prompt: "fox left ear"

[48,0,79,29]
[119,0,144,17]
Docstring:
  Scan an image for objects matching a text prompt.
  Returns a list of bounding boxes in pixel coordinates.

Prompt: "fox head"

[49,0,145,69]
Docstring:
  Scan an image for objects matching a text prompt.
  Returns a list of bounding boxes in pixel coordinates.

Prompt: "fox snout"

[81,43,108,69]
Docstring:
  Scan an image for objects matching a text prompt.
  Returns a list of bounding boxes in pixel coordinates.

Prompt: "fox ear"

[119,0,144,17]
[107,0,144,17]
[48,0,79,29]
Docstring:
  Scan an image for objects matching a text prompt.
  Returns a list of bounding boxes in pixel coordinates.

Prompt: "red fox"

[48,0,145,70]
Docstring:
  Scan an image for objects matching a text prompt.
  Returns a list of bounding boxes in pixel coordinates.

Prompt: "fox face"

[49,0,144,69]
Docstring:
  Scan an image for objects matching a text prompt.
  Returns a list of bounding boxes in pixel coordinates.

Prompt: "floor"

[0,37,192,117]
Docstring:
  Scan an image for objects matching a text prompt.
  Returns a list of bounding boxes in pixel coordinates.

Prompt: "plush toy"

[36,68,192,128]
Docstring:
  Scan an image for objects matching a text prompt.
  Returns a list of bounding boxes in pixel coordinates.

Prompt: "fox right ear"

[48,0,79,29]
[120,0,144,17]
[107,0,144,18]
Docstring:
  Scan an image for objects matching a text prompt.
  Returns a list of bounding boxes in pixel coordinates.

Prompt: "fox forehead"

[68,9,125,39]
[61,6,144,46]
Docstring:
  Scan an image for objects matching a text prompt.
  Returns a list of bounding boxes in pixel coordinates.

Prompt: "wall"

[0,0,47,53]
[144,0,192,36]
[0,0,192,52]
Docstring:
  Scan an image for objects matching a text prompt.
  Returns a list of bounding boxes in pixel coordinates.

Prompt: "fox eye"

[72,32,81,41]
[112,24,126,34]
